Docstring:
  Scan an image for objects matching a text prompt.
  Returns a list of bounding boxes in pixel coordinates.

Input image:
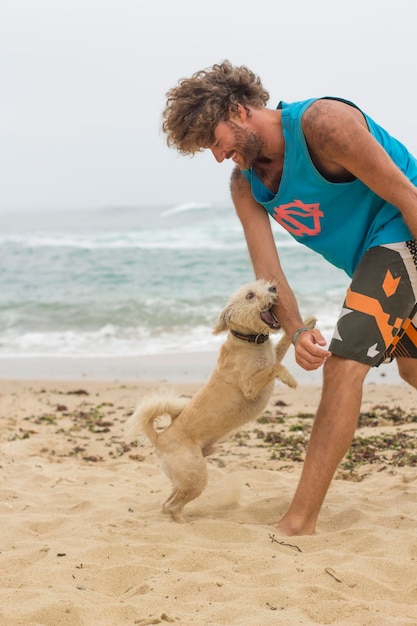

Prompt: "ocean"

[0,203,350,360]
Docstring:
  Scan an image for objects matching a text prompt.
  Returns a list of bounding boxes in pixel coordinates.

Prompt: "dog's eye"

[268,285,277,293]
[246,292,255,300]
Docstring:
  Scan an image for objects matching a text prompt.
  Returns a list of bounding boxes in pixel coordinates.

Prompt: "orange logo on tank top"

[272,199,323,236]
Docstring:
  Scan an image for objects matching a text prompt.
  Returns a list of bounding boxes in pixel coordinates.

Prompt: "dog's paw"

[304,316,317,330]
[162,506,187,523]
[276,365,297,388]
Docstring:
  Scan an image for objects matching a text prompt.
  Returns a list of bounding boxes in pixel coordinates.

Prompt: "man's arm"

[303,99,417,238]
[230,167,329,370]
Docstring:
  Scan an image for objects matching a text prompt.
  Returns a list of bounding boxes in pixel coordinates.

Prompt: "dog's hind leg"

[162,486,205,523]
[163,488,207,523]
[161,449,208,522]
[162,488,184,522]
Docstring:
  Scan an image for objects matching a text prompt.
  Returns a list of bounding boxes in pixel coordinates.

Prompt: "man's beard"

[226,122,265,169]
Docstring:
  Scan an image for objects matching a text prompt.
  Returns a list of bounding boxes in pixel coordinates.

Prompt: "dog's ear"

[212,305,231,335]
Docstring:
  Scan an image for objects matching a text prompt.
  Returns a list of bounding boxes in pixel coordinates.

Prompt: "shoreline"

[0,349,405,385]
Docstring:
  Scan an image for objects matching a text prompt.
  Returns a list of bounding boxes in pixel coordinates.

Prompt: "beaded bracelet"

[292,327,312,346]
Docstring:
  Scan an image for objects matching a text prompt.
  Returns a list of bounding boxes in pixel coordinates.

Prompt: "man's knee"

[323,354,370,387]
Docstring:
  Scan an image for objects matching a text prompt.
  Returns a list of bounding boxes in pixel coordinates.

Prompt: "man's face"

[209,119,263,170]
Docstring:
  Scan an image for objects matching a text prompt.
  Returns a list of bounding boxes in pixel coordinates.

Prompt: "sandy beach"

[1,355,417,625]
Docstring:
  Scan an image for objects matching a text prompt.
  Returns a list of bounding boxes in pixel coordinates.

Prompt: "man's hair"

[162,60,269,155]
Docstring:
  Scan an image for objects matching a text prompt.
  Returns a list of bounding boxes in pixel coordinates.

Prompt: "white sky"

[1,0,417,212]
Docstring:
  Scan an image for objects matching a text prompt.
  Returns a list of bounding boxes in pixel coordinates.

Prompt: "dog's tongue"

[260,309,280,329]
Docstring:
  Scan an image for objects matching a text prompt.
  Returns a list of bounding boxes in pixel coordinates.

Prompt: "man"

[162,60,417,535]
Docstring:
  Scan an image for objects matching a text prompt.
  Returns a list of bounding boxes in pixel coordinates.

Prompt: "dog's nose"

[268,285,277,293]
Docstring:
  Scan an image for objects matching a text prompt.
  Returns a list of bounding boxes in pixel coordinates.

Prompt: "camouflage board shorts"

[329,241,417,367]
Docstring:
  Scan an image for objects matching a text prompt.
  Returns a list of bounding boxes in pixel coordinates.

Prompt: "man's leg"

[279,243,417,536]
[277,355,370,536]
[396,356,417,388]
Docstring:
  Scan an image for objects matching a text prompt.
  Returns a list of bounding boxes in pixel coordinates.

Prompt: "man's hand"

[294,328,331,371]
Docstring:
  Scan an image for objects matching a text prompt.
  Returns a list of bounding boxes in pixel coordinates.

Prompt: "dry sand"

[1,374,417,625]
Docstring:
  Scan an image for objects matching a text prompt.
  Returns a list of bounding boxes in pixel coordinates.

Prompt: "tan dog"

[128,279,315,522]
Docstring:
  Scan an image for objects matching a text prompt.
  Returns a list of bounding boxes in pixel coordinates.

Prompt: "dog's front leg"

[239,364,278,400]
[273,363,297,389]
[274,333,292,363]
[274,317,316,362]
[272,317,316,388]
[240,361,297,399]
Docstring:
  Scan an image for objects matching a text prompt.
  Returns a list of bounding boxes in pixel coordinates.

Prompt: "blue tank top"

[241,98,417,276]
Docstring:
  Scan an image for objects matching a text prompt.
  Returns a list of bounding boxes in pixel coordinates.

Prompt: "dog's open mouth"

[260,308,281,329]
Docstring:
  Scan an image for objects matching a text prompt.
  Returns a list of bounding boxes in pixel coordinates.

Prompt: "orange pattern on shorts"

[345,288,404,347]
[382,269,401,298]
[405,321,417,345]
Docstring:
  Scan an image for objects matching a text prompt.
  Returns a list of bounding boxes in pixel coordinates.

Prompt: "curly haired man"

[162,60,417,535]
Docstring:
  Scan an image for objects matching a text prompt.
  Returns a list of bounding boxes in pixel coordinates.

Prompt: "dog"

[128,279,315,522]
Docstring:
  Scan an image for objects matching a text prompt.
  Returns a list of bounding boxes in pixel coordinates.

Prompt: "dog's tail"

[127,395,189,446]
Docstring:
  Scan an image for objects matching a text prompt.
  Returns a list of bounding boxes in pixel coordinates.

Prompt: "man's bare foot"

[277,513,316,536]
